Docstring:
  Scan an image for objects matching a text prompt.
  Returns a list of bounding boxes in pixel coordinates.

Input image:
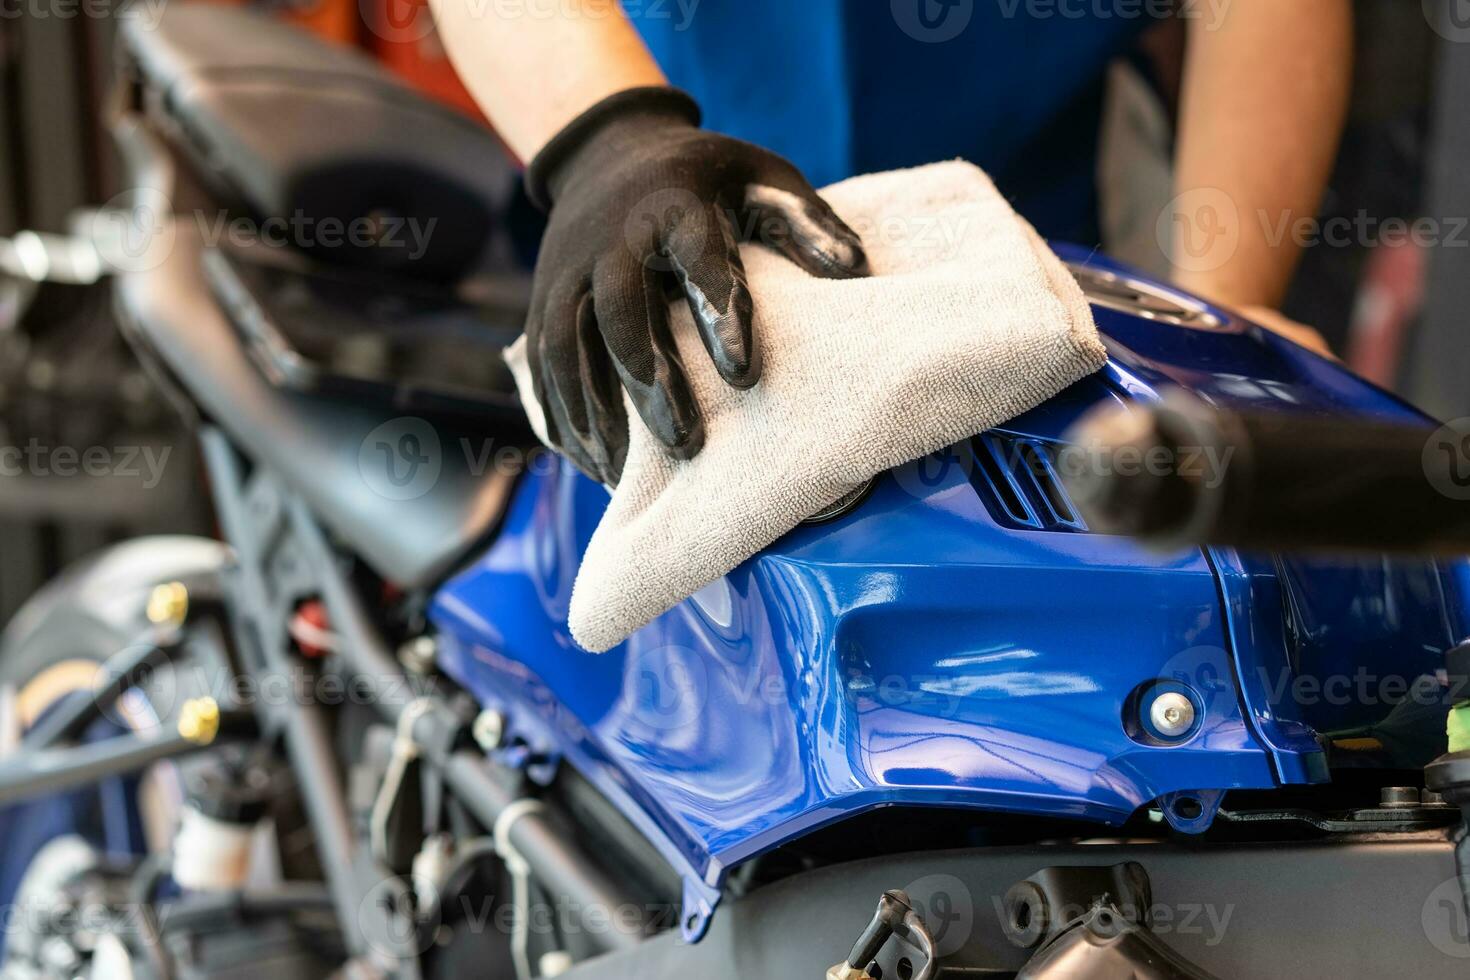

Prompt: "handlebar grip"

[1059,392,1470,555]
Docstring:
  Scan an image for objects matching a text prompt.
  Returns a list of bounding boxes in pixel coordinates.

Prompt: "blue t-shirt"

[625,0,1160,243]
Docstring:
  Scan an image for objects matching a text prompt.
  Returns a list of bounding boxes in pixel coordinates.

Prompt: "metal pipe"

[0,728,234,806]
[199,428,370,957]
[442,749,645,951]
[157,884,337,934]
[285,496,646,953]
[22,633,177,749]
[1062,392,1470,555]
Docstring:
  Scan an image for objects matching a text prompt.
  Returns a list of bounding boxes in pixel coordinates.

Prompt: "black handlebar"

[1059,392,1470,555]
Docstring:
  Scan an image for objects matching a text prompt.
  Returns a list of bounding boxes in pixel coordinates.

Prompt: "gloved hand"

[523,86,869,485]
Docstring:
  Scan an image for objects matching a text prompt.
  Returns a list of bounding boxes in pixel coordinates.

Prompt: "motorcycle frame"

[0,424,649,974]
[0,432,1463,978]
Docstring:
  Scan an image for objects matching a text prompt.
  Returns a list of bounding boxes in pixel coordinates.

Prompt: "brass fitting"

[178,697,221,745]
[146,581,190,627]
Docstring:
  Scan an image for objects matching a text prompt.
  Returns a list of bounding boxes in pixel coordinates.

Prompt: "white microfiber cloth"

[506,160,1107,652]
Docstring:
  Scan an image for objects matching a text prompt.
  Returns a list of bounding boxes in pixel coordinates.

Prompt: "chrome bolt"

[397,635,437,675]
[472,709,506,752]
[539,951,574,977]
[1380,786,1420,808]
[1149,692,1196,738]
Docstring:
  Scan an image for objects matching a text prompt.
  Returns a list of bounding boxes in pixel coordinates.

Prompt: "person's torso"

[625,0,1161,242]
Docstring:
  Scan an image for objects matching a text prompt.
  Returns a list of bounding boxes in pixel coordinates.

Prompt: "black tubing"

[1061,392,1470,555]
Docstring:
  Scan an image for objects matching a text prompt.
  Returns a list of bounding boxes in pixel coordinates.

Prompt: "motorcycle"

[1,5,1468,978]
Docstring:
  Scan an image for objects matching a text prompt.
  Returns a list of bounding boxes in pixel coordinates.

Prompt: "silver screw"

[397,635,437,675]
[472,709,506,752]
[1149,692,1196,738]
[1380,786,1420,808]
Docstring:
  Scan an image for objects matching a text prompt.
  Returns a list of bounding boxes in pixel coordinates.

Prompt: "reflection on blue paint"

[431,248,1469,897]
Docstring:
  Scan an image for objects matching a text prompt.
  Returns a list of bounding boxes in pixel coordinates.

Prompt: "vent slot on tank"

[969,433,1088,533]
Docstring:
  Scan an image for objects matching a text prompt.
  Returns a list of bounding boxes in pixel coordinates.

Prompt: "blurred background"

[0,0,1466,624]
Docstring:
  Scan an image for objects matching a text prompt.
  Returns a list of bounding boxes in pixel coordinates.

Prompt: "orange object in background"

[1345,237,1427,389]
[184,0,487,123]
[186,0,360,46]
[359,0,488,121]
[275,0,361,47]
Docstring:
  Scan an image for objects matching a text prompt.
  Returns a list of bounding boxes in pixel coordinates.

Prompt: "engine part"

[1002,864,1218,979]
[1423,641,1470,931]
[827,889,937,980]
[369,699,434,874]
[173,807,255,893]
[2,833,344,980]
[1,836,118,978]
[172,760,273,892]
[1016,900,1220,980]
[1002,864,1152,952]
[155,904,344,980]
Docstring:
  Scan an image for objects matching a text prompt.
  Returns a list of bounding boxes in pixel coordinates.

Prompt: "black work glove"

[523,86,869,485]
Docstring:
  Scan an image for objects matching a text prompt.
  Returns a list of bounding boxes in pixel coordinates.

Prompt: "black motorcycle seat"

[115,214,517,590]
[118,5,515,282]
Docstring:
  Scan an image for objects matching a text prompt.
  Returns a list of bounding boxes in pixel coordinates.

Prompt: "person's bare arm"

[426,0,666,162]
[1170,0,1352,319]
[425,0,866,481]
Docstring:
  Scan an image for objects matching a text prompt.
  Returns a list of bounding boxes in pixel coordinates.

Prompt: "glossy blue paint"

[1158,789,1225,834]
[1213,552,1464,777]
[429,249,1470,936]
[433,451,1280,940]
